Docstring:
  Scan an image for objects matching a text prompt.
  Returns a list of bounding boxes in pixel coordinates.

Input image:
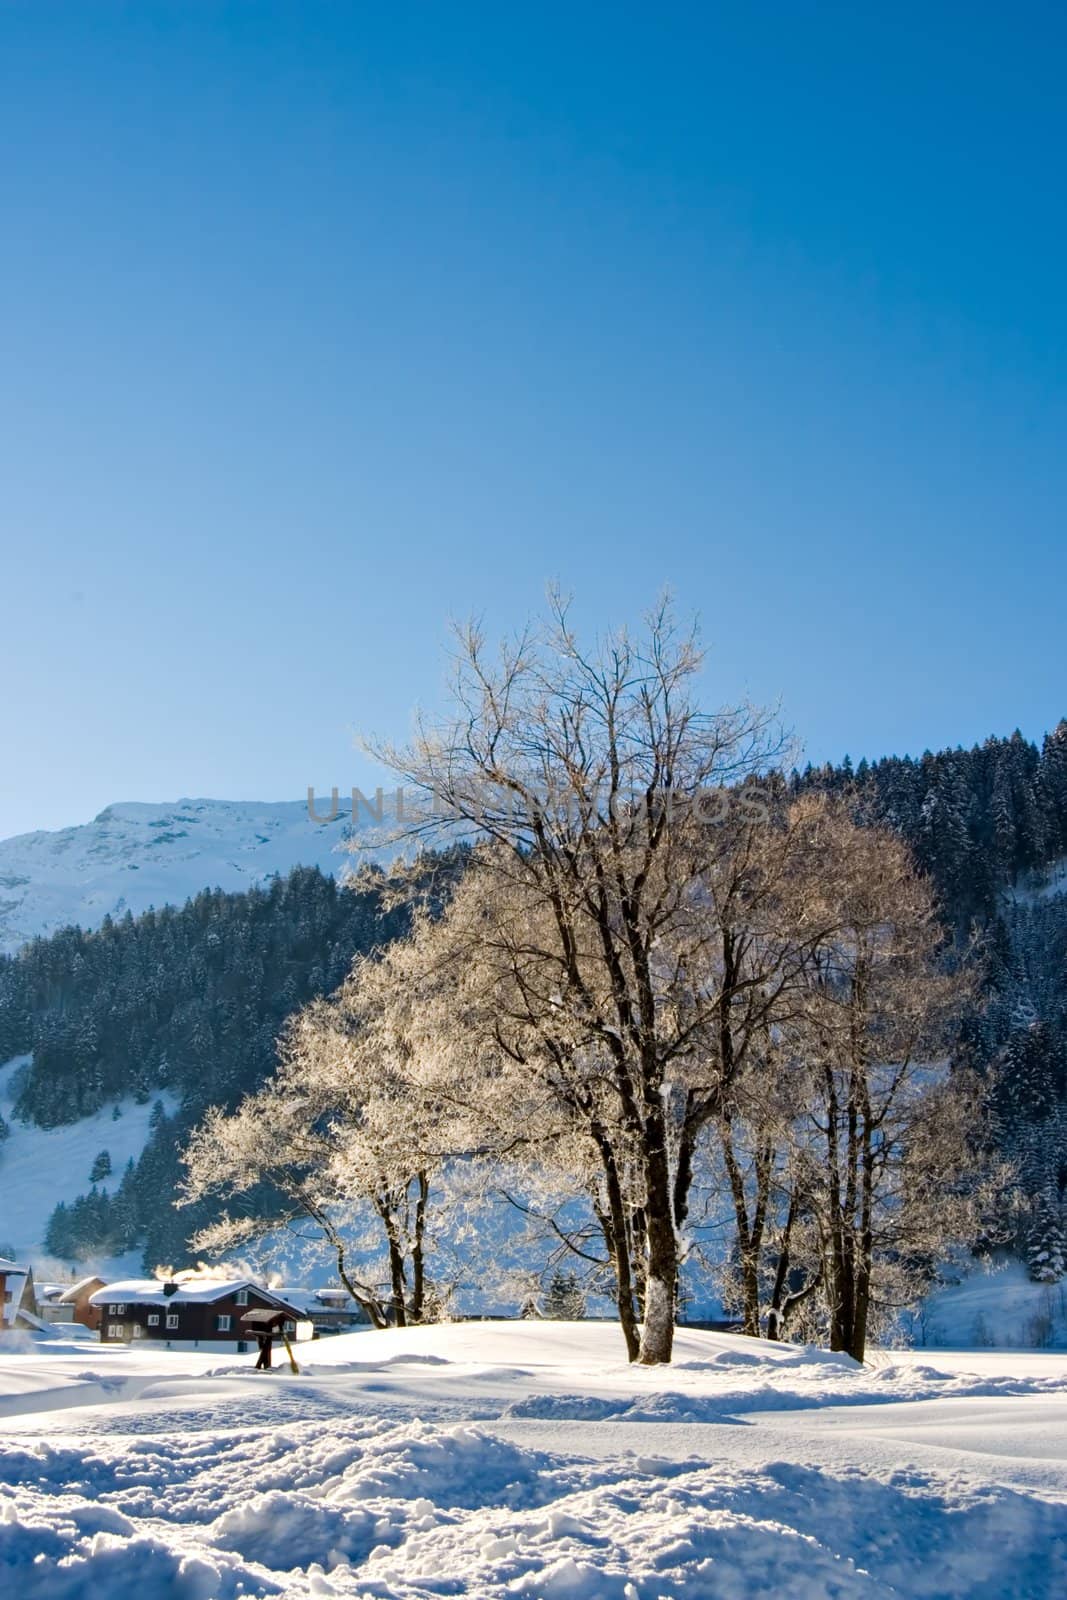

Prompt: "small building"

[88,1276,313,1352]
[275,1285,369,1335]
[34,1283,73,1324]
[36,1276,106,1331]
[0,1258,41,1332]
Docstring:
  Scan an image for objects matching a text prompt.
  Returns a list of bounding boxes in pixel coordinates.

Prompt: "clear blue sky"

[2,3,1064,839]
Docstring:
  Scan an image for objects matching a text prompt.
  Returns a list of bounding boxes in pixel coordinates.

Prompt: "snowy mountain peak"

[0,797,384,954]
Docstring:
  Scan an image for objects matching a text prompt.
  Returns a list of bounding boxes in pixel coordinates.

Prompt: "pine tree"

[543,1268,586,1320]
[90,1148,112,1183]
[1026,1191,1066,1284]
[1041,721,1067,856]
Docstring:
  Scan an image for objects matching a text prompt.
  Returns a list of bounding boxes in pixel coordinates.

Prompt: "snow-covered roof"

[275,1286,358,1315]
[34,1278,102,1303]
[57,1276,106,1303]
[88,1277,303,1312]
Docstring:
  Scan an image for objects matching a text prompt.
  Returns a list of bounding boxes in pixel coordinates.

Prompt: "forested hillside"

[0,863,438,1266]
[796,721,1067,1280]
[4,724,1066,1281]
[794,722,1067,927]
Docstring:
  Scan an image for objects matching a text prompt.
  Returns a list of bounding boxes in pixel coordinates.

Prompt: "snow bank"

[3,1409,1066,1598]
[3,1322,1067,1596]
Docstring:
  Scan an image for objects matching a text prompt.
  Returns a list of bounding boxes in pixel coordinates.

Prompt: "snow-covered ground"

[912,1258,1067,1350]
[1004,855,1067,907]
[2,1320,1066,1598]
[0,796,396,954]
[0,1057,176,1267]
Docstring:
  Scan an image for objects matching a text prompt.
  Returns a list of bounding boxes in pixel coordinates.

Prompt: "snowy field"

[912,1259,1067,1351]
[2,1321,1066,1598]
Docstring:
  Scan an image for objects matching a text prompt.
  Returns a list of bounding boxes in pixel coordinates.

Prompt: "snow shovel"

[281,1332,300,1374]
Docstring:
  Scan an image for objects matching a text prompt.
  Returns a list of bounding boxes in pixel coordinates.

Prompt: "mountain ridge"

[0,796,390,954]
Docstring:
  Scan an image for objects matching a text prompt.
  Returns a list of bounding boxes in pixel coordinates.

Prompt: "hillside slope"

[0,1056,175,1267]
[0,797,388,954]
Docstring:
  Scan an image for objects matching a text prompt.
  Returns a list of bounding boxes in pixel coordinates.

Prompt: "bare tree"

[366,595,801,1362]
[181,1080,393,1327]
[714,1059,823,1340]
[707,796,987,1358]
[180,965,449,1329]
[787,796,984,1362]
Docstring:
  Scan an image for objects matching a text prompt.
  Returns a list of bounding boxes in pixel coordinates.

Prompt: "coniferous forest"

[795,722,1067,1283]
[0,865,427,1265]
[3,724,1066,1278]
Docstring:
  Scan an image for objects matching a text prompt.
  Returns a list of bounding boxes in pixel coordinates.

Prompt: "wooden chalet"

[88,1276,312,1352]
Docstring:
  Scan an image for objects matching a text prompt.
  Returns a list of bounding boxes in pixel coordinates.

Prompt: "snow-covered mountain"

[0,798,391,954]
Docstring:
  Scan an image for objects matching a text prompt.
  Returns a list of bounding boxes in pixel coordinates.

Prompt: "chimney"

[162,1281,179,1297]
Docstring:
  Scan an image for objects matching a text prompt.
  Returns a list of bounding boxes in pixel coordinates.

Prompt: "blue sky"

[2,3,1064,839]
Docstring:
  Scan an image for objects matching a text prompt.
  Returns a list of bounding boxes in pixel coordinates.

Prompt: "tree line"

[0,866,428,1266]
[798,726,1067,1288]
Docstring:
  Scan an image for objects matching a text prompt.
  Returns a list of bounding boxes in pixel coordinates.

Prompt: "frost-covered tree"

[181,937,462,1328]
[90,1149,112,1183]
[707,797,988,1356]
[366,595,794,1364]
[790,800,985,1361]
[1026,1190,1066,1284]
[542,1268,586,1320]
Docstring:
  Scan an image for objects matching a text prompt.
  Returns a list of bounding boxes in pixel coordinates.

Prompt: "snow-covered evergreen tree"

[543,1269,586,1320]
[1026,1191,1066,1284]
[89,1148,112,1183]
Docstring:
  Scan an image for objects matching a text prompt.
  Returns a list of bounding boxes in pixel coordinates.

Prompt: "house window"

[111,1303,127,1315]
[284,1321,295,1335]
[107,1323,123,1338]
[235,1289,249,1306]
[166,1313,179,1330]
[132,1325,144,1338]
[216,1314,232,1332]
[147,1314,159,1326]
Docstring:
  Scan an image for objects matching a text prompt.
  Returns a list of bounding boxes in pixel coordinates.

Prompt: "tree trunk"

[592,1126,640,1361]
[640,1264,676,1364]
[410,1170,428,1323]
[310,1201,387,1329]
[376,1194,409,1327]
[720,1120,762,1337]
[822,1063,853,1354]
[848,1094,875,1362]
[637,1099,677,1364]
[629,1204,648,1320]
[766,1188,800,1340]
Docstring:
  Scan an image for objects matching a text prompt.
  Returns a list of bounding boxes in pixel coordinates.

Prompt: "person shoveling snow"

[239,1306,300,1373]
